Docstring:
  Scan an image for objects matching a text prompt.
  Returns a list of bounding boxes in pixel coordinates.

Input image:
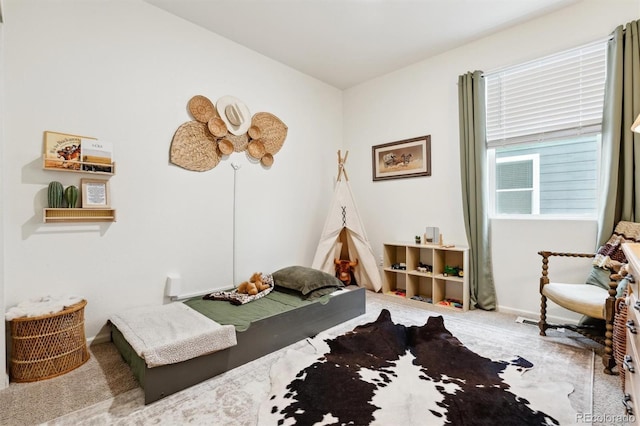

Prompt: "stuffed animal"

[237,272,270,295]
[236,280,257,295]
[251,272,270,292]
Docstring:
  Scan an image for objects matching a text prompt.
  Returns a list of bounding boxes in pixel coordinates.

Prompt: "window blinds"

[485,41,607,148]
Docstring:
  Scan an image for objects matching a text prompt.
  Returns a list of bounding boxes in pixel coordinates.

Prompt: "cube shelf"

[382,242,469,311]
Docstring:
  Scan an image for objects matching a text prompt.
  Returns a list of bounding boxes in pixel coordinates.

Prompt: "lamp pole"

[231,162,241,288]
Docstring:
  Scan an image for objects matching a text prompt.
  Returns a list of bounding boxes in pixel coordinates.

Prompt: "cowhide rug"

[259,309,578,426]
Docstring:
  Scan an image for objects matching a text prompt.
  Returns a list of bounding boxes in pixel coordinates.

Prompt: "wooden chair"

[538,250,621,375]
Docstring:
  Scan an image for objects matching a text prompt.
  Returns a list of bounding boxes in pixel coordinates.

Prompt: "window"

[492,154,539,214]
[485,40,606,217]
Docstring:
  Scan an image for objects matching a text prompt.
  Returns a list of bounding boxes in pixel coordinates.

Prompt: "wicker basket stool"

[8,299,89,382]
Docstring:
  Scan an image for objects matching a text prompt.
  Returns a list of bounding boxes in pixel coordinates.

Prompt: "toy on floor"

[237,272,270,295]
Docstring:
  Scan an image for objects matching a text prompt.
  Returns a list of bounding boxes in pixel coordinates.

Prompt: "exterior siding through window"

[495,136,599,215]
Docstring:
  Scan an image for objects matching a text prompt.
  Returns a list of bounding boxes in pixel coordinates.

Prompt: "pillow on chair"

[585,266,610,290]
[584,266,629,298]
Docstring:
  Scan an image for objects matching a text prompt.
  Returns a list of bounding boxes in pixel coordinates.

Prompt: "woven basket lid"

[170,121,221,171]
[247,139,266,159]
[208,116,228,138]
[225,132,249,152]
[250,112,288,154]
[188,95,217,123]
[218,139,234,156]
[260,153,274,167]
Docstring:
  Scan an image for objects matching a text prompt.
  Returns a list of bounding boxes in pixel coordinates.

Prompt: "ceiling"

[144,0,578,89]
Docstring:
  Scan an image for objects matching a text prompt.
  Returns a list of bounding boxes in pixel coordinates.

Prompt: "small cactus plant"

[64,185,79,208]
[47,181,64,208]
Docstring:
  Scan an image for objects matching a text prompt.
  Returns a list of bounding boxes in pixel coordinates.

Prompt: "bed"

[109,267,367,404]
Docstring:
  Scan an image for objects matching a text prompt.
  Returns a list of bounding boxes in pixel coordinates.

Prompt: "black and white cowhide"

[259,309,576,426]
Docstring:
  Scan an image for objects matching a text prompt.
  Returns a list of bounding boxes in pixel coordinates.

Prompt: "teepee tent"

[311,151,382,292]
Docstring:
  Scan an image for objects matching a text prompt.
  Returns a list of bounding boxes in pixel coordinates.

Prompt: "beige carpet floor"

[0,291,631,425]
[0,339,138,425]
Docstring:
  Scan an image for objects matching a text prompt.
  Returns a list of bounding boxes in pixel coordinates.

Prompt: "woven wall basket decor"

[170,121,221,172]
[188,95,217,123]
[170,95,288,171]
[250,112,288,155]
[225,132,249,153]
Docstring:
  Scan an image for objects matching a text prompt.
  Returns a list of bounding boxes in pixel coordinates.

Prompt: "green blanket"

[184,289,331,332]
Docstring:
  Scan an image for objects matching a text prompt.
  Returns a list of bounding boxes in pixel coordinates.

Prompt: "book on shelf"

[81,140,114,173]
[43,131,114,173]
[43,131,93,171]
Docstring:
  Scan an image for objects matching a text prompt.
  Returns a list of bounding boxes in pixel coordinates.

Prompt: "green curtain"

[458,71,496,310]
[597,20,640,246]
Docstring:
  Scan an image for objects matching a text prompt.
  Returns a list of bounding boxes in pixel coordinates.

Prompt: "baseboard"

[87,331,111,346]
[0,372,8,389]
[497,305,580,326]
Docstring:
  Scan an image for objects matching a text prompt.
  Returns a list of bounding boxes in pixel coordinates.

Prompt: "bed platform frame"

[111,287,366,404]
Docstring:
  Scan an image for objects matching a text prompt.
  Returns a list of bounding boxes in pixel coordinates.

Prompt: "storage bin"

[9,299,89,382]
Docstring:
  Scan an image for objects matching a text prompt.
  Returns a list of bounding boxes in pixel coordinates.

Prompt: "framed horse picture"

[372,135,431,181]
[43,131,97,171]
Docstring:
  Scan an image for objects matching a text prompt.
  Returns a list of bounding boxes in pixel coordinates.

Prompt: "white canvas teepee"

[311,152,382,292]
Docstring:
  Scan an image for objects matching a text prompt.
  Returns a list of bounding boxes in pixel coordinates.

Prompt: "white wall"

[344,0,639,320]
[0,13,7,389]
[1,0,342,351]
[2,0,639,387]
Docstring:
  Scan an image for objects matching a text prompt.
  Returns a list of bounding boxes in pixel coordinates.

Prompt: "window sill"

[490,215,597,222]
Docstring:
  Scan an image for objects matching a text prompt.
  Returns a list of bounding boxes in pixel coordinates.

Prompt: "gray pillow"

[272,266,344,295]
[304,286,342,300]
[584,266,611,290]
[585,266,629,298]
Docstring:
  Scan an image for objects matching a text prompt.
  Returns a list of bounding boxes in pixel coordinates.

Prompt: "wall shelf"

[43,208,116,223]
[42,155,115,176]
[42,151,116,223]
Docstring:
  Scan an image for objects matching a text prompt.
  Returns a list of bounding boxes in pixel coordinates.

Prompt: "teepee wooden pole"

[337,150,349,181]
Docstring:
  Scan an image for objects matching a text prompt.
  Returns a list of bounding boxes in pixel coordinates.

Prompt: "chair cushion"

[542,283,608,319]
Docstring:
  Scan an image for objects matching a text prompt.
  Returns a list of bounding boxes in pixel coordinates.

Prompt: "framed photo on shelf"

[81,178,110,208]
[372,135,431,181]
[43,131,97,171]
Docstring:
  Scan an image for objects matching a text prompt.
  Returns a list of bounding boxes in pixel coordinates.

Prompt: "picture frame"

[81,178,110,208]
[372,135,431,181]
